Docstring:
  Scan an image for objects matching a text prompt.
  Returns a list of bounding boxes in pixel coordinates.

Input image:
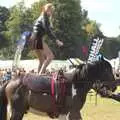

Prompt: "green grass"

[82,95,120,120]
[23,93,120,120]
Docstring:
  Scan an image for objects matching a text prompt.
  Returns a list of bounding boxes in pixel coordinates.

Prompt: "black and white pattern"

[87,36,104,63]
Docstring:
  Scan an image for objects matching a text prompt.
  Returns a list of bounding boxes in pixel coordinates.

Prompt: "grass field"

[23,93,120,120]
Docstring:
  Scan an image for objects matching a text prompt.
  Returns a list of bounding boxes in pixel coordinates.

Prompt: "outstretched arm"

[44,14,63,46]
[44,14,57,41]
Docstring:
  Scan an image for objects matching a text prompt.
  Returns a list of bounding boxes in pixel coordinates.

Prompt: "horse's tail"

[0,82,8,120]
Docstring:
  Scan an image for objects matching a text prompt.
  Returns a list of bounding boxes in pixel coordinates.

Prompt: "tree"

[29,0,89,59]
[4,0,48,59]
[0,6,9,32]
[0,6,9,54]
[30,0,48,20]
[51,0,88,59]
[1,0,107,59]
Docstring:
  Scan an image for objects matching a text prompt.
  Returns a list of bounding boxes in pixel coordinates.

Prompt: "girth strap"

[51,72,58,116]
[51,71,66,114]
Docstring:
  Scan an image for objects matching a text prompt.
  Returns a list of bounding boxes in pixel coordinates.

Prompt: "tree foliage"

[51,0,88,59]
[0,6,9,32]
[0,6,9,55]
[0,0,120,59]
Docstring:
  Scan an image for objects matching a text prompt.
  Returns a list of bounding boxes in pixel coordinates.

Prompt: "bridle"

[92,79,115,97]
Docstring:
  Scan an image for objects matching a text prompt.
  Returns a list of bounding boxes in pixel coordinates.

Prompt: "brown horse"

[0,58,117,120]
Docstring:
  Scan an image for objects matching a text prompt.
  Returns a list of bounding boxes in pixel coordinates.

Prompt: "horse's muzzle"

[98,84,117,97]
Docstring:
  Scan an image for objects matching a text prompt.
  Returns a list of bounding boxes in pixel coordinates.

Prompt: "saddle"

[22,71,67,118]
[22,74,51,93]
[22,70,66,96]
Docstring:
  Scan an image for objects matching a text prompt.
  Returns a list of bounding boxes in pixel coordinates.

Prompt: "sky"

[82,0,120,37]
[0,0,120,37]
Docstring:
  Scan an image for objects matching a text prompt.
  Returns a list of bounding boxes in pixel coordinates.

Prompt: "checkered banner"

[87,36,104,63]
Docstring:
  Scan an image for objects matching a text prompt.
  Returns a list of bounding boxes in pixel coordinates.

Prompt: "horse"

[100,78,120,102]
[0,58,117,120]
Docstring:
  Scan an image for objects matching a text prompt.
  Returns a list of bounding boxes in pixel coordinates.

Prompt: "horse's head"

[72,58,116,97]
[91,57,117,96]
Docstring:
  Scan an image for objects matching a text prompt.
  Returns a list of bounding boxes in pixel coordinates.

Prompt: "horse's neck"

[64,68,76,81]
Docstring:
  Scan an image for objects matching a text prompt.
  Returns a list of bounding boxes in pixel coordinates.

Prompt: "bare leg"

[35,49,45,74]
[39,57,52,74]
[38,56,45,74]
[38,63,41,74]
[39,42,54,75]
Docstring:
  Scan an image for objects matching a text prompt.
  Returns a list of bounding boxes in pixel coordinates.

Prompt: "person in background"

[3,69,11,83]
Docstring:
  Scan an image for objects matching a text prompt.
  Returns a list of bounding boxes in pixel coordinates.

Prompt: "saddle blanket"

[22,74,51,93]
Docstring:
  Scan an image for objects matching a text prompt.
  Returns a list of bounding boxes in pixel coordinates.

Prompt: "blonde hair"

[41,3,54,13]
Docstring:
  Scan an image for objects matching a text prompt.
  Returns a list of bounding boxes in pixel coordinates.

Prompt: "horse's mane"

[72,59,112,88]
[72,63,88,88]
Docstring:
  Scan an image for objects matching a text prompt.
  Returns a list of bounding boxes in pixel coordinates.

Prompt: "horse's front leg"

[68,111,82,120]
[58,114,67,120]
[58,112,82,120]
[67,93,87,120]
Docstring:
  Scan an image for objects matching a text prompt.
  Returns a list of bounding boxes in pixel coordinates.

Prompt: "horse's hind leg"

[10,85,29,120]
[10,101,25,120]
[10,111,24,120]
[10,94,25,120]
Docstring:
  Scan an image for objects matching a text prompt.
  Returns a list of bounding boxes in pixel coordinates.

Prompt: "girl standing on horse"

[30,3,63,75]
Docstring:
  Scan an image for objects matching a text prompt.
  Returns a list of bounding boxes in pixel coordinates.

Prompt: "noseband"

[93,80,115,97]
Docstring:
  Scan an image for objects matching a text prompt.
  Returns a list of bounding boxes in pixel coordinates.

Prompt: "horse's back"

[23,74,51,93]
